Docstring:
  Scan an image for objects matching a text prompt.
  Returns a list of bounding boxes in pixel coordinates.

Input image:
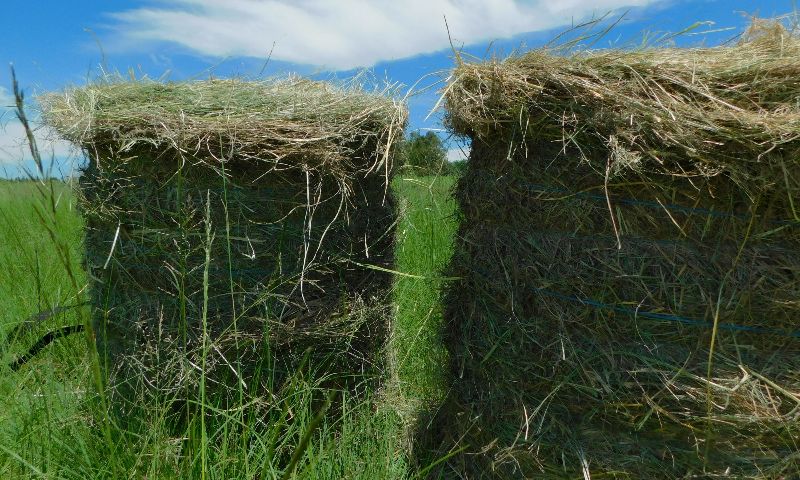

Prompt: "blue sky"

[0,0,796,178]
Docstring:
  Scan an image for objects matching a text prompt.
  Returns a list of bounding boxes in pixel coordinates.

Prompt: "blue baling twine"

[482,172,800,225]
[532,285,800,338]
[464,264,800,339]
[517,181,750,220]
[460,173,800,337]
[460,197,800,339]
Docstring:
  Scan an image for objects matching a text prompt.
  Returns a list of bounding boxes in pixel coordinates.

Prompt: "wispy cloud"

[446,147,468,163]
[110,0,661,70]
[0,87,76,170]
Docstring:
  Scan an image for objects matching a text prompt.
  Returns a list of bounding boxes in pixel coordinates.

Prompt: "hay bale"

[43,77,406,410]
[436,21,800,478]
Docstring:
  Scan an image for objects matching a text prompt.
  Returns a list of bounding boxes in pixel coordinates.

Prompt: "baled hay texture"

[42,77,406,413]
[42,76,407,185]
[434,20,800,479]
[444,19,800,197]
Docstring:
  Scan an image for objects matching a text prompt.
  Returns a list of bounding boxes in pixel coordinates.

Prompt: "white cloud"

[111,0,660,70]
[0,87,76,172]
[446,147,467,163]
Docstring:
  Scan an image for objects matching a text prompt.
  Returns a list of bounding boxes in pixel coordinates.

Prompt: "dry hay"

[433,20,800,478]
[42,76,407,414]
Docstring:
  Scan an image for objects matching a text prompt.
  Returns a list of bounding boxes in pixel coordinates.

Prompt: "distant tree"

[450,159,468,176]
[397,131,450,175]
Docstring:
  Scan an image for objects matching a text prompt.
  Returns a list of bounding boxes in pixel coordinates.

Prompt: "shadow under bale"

[428,19,800,479]
[42,78,406,424]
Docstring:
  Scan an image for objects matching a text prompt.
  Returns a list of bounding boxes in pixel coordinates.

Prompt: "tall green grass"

[0,172,457,479]
[0,180,85,338]
[390,176,457,412]
[0,179,92,478]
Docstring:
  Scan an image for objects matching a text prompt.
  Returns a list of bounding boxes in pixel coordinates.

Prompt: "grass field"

[0,175,457,479]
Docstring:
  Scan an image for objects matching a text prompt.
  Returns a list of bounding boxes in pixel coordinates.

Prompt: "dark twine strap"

[535,287,800,338]
[457,173,799,338]
[6,303,89,371]
[479,171,800,225]
[465,263,800,339]
[9,324,86,371]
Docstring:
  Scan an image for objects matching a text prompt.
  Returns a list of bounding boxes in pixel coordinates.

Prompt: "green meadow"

[0,175,457,479]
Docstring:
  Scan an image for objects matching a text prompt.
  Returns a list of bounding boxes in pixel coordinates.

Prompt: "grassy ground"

[390,176,455,415]
[0,175,457,479]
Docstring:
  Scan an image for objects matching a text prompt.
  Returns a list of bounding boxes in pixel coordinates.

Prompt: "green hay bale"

[435,20,800,478]
[42,77,406,412]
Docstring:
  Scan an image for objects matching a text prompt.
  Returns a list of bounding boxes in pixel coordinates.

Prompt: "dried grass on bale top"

[44,76,405,183]
[433,19,800,478]
[446,18,800,191]
[42,76,407,415]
